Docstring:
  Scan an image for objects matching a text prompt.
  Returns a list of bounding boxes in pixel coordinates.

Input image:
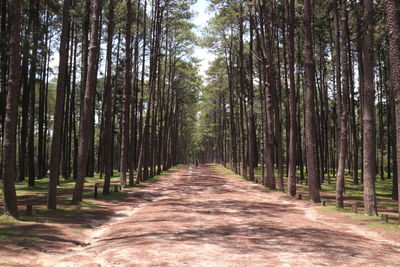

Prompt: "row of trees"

[0,0,200,217]
[197,0,400,216]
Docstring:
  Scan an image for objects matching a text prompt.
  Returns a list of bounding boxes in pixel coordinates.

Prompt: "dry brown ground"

[2,165,400,266]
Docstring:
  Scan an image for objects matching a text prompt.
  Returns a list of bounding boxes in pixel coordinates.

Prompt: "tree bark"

[2,0,21,217]
[73,0,102,203]
[103,0,115,194]
[384,0,400,214]
[120,0,132,188]
[286,0,296,196]
[303,0,320,203]
[247,4,255,182]
[28,0,39,187]
[47,0,71,209]
[362,0,378,216]
[336,0,350,208]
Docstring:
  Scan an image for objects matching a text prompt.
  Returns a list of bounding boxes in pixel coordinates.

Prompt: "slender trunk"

[384,0,400,213]
[38,10,50,179]
[247,6,255,181]
[2,0,21,217]
[303,0,320,203]
[120,0,132,188]
[362,0,378,216]
[103,0,115,194]
[73,0,102,203]
[336,0,350,208]
[47,0,71,209]
[28,0,39,187]
[19,33,30,182]
[286,0,296,196]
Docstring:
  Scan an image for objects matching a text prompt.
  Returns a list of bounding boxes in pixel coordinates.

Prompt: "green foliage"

[191,56,230,161]
[209,164,243,179]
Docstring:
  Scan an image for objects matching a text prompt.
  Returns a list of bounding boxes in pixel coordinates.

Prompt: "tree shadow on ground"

[91,168,398,262]
[96,219,379,259]
[0,223,87,252]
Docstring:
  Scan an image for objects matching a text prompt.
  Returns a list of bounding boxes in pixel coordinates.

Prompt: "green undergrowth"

[1,164,184,198]
[211,163,400,233]
[0,226,25,241]
[316,206,400,232]
[210,164,243,179]
[0,165,183,206]
[0,214,30,241]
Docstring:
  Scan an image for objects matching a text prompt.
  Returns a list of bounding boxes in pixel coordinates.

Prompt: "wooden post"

[322,200,326,206]
[26,204,33,216]
[381,214,389,222]
[352,204,357,213]
[94,183,98,198]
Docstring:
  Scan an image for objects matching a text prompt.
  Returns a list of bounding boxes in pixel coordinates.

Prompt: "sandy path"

[34,165,400,266]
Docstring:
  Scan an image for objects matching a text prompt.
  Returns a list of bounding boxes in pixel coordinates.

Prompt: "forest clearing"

[2,0,400,265]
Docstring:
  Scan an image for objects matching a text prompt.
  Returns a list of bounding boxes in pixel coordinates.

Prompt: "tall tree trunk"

[103,0,115,194]
[38,9,50,179]
[19,31,31,182]
[70,28,78,180]
[247,4,255,182]
[0,0,7,180]
[28,0,40,187]
[2,0,21,217]
[80,0,90,117]
[336,0,350,208]
[47,0,71,209]
[137,0,147,183]
[384,0,400,213]
[129,0,141,186]
[120,0,132,188]
[238,4,247,180]
[362,0,378,216]
[348,3,359,186]
[303,0,320,203]
[227,49,238,174]
[286,0,296,196]
[73,0,102,203]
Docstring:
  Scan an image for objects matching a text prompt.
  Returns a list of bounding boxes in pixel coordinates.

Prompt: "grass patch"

[365,222,400,231]
[83,190,127,201]
[19,215,45,223]
[0,212,44,223]
[0,214,20,224]
[81,200,100,207]
[210,164,243,179]
[344,213,400,232]
[0,227,25,241]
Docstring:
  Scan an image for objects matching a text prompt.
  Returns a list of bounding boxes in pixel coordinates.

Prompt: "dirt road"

[28,166,400,266]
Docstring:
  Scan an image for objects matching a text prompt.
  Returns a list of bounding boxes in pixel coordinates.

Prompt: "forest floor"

[1,165,400,266]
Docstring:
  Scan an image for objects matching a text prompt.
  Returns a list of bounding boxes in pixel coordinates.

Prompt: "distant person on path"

[195,160,199,168]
